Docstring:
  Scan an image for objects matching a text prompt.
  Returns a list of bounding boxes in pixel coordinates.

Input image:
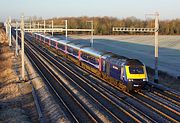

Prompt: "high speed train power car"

[33,33,148,92]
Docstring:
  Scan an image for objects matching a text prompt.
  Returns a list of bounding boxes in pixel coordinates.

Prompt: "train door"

[106,61,110,75]
[121,67,124,80]
[102,60,106,72]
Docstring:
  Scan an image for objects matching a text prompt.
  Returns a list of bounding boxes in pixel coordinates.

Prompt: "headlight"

[128,79,133,82]
[143,79,147,81]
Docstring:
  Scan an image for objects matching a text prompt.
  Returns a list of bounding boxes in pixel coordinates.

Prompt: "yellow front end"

[125,66,147,80]
[125,65,148,92]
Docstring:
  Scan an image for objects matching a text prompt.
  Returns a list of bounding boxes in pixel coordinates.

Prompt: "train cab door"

[106,62,110,76]
[102,60,106,72]
[121,67,124,80]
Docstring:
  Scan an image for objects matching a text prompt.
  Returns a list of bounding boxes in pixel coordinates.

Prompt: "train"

[32,33,148,92]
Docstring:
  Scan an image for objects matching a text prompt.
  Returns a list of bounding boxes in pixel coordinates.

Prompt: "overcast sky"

[1,0,180,21]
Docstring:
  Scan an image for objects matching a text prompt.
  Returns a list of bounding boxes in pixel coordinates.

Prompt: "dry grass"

[0,55,13,73]
[0,29,32,123]
[0,44,9,53]
[0,29,7,44]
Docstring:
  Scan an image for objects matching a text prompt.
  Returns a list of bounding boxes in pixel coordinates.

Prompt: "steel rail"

[27,37,131,123]
[128,92,179,123]
[27,33,180,123]
[25,41,97,123]
[26,34,146,123]
[138,92,180,116]
[24,42,79,122]
[153,91,180,106]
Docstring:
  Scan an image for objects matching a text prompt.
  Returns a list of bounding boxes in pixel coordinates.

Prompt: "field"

[69,35,180,78]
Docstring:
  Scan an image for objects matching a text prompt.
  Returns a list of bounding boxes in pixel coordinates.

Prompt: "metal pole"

[65,20,67,40]
[32,18,35,29]
[52,20,53,36]
[38,22,39,32]
[34,22,36,29]
[6,19,8,36]
[44,20,45,34]
[44,20,45,42]
[91,21,94,47]
[16,22,18,56]
[154,12,159,83]
[87,20,94,47]
[9,16,12,47]
[21,15,25,81]
[32,22,35,33]
[30,18,31,29]
[6,19,9,37]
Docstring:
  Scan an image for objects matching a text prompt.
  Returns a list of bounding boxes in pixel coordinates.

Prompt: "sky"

[0,0,180,21]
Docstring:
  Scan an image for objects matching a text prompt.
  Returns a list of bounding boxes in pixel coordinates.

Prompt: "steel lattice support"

[113,27,155,33]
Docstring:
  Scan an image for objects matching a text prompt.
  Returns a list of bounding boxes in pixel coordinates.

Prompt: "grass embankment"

[0,29,34,122]
[147,68,180,91]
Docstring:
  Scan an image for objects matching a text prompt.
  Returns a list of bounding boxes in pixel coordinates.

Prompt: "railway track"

[26,34,138,122]
[25,40,97,122]
[135,92,179,122]
[17,33,180,123]
[66,61,180,123]
[152,91,180,106]
[146,82,180,102]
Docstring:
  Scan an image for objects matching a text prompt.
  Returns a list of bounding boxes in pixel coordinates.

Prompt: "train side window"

[57,43,65,50]
[45,38,49,43]
[67,47,73,53]
[84,53,99,65]
[51,41,56,46]
[73,49,78,56]
[81,53,88,60]
[67,47,79,56]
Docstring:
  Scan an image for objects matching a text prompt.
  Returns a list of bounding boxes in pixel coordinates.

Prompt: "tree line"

[38,16,180,35]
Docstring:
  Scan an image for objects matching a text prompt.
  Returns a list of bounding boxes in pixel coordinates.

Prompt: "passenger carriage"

[66,43,87,64]
[55,39,71,56]
[80,47,106,76]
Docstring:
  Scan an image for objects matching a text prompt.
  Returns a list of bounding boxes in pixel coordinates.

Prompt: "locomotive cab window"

[129,67,144,74]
